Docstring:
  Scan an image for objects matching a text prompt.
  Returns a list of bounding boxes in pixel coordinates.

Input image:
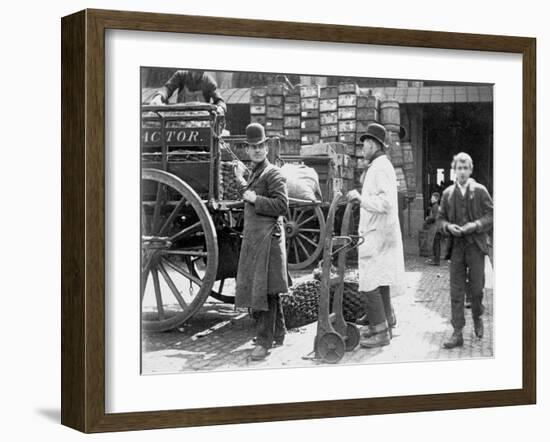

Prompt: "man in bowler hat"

[234,123,289,361]
[346,123,405,348]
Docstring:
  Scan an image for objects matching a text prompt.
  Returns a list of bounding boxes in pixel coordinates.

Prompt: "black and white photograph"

[140,67,494,373]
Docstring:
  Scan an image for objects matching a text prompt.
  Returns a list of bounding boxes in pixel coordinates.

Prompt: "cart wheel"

[315,332,346,364]
[345,322,360,351]
[285,205,326,270]
[141,169,219,332]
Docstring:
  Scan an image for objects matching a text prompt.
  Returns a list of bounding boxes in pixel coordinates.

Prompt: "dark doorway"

[423,102,493,210]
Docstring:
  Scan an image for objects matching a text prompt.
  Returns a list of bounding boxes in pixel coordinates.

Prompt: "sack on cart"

[280,163,322,201]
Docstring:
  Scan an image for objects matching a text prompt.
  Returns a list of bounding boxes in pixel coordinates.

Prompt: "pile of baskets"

[281,277,365,329]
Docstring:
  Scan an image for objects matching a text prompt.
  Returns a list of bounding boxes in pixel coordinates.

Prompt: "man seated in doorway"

[424,191,442,266]
[437,152,493,349]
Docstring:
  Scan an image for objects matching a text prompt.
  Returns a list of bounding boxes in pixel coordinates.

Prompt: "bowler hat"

[359,122,388,147]
[245,123,268,145]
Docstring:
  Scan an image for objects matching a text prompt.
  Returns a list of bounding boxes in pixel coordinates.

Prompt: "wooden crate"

[301,98,319,110]
[300,85,320,98]
[320,124,338,138]
[283,116,301,128]
[283,103,301,115]
[266,106,283,119]
[321,136,338,143]
[283,128,301,140]
[320,99,338,112]
[320,111,338,125]
[266,130,282,137]
[357,107,378,121]
[300,109,319,119]
[301,133,320,145]
[338,94,357,107]
[284,94,300,103]
[320,86,338,99]
[300,119,320,132]
[266,96,283,106]
[338,132,356,143]
[251,86,267,98]
[280,140,301,155]
[338,107,356,120]
[357,95,379,109]
[250,105,266,115]
[338,82,359,94]
[265,119,283,131]
[250,115,266,125]
[300,142,347,156]
[250,96,266,105]
[338,120,356,133]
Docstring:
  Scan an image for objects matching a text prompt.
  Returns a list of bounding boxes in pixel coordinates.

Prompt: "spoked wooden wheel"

[284,205,326,270]
[141,168,218,332]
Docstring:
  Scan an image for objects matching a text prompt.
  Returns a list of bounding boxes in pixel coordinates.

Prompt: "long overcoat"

[235,160,289,311]
[357,154,405,292]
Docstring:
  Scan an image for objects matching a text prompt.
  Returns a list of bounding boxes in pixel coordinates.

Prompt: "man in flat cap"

[234,123,290,361]
[346,123,405,348]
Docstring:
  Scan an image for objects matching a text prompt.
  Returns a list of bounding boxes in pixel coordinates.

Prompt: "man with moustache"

[234,123,289,361]
[346,123,405,348]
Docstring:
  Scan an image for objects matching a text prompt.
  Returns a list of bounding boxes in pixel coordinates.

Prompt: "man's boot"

[356,313,369,326]
[474,317,484,339]
[360,322,391,348]
[443,329,464,349]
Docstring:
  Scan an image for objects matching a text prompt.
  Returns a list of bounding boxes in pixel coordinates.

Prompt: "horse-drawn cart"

[140,103,326,331]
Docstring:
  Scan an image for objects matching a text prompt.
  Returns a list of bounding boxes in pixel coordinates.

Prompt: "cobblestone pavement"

[142,240,494,373]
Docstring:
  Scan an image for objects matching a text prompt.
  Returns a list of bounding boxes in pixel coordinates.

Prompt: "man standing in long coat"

[347,123,405,348]
[234,123,290,361]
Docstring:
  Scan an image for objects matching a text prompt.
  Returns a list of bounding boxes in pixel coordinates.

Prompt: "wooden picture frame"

[61,8,536,433]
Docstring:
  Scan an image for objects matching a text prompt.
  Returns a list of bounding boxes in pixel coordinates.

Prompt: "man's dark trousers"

[255,294,286,349]
[450,238,485,330]
[433,232,441,265]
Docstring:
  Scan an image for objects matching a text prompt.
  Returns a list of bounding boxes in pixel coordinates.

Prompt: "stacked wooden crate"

[265,82,285,139]
[400,141,416,197]
[337,82,359,159]
[249,86,267,127]
[300,85,321,147]
[282,88,301,155]
[299,142,354,201]
[379,97,413,195]
[319,86,339,144]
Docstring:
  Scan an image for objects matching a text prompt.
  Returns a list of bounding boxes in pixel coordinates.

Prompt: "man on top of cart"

[149,69,227,114]
[234,123,290,361]
[346,123,405,348]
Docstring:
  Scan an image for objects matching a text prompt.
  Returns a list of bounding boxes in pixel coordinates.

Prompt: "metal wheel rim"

[345,322,360,351]
[316,331,346,364]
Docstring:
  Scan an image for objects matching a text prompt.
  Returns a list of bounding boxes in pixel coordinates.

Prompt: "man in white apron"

[347,123,405,348]
[149,69,227,114]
